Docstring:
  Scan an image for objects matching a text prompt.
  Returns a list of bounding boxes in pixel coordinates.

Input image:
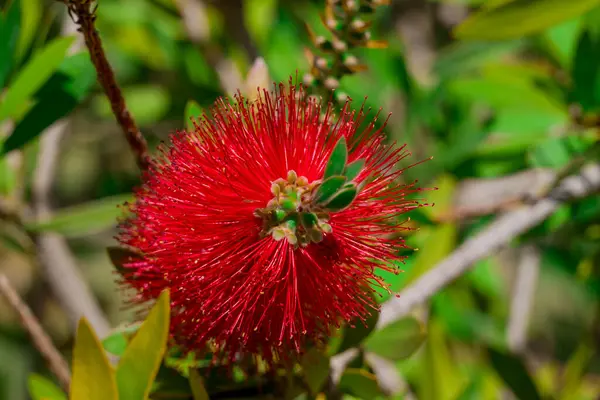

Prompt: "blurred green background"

[1,0,600,399]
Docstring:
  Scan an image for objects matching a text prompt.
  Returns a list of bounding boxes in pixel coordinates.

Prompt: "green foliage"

[337,307,380,354]
[28,374,66,400]
[184,100,203,130]
[23,194,132,237]
[300,348,331,395]
[2,52,96,154]
[0,0,20,88]
[0,35,75,121]
[455,0,600,40]
[324,137,348,179]
[488,348,543,400]
[364,317,426,361]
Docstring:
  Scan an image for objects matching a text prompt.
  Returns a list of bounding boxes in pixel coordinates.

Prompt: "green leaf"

[338,368,384,399]
[314,175,346,203]
[0,35,75,121]
[28,374,66,400]
[322,185,357,212]
[102,332,128,358]
[301,348,330,395]
[107,246,144,278]
[116,290,171,400]
[488,347,542,400]
[70,318,118,400]
[188,369,209,400]
[15,0,42,61]
[454,0,600,41]
[344,159,364,182]
[324,137,348,179]
[0,156,16,195]
[102,323,141,357]
[24,194,132,237]
[337,305,379,354]
[421,319,468,400]
[93,85,171,125]
[184,100,203,130]
[571,28,600,111]
[2,52,96,154]
[364,316,426,361]
[0,0,21,88]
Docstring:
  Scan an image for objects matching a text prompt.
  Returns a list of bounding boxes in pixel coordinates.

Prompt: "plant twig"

[58,0,149,170]
[507,245,540,353]
[378,163,600,328]
[0,274,71,392]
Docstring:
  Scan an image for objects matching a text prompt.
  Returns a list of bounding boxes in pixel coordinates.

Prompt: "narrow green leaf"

[189,369,210,400]
[364,316,426,361]
[16,0,42,61]
[70,318,118,400]
[184,100,203,130]
[338,368,384,399]
[107,246,144,278]
[314,175,346,203]
[571,29,600,111]
[421,319,468,400]
[488,347,542,400]
[455,0,600,41]
[324,137,348,179]
[116,290,171,400]
[0,0,21,88]
[28,374,66,400]
[2,52,96,154]
[337,301,379,354]
[300,348,330,395]
[322,185,357,212]
[344,159,365,181]
[24,194,132,237]
[0,155,16,195]
[0,35,75,121]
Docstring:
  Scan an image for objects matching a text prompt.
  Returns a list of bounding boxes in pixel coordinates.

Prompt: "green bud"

[274,209,286,222]
[286,219,297,231]
[281,199,297,211]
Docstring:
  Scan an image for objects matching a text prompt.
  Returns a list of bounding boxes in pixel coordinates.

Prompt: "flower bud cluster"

[303,0,389,103]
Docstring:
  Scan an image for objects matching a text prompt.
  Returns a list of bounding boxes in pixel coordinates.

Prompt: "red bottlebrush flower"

[117,83,423,364]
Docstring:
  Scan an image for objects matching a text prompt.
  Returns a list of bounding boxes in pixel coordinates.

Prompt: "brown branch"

[58,0,149,170]
[0,274,71,392]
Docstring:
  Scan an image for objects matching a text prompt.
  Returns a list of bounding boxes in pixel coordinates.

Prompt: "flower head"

[117,83,423,364]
